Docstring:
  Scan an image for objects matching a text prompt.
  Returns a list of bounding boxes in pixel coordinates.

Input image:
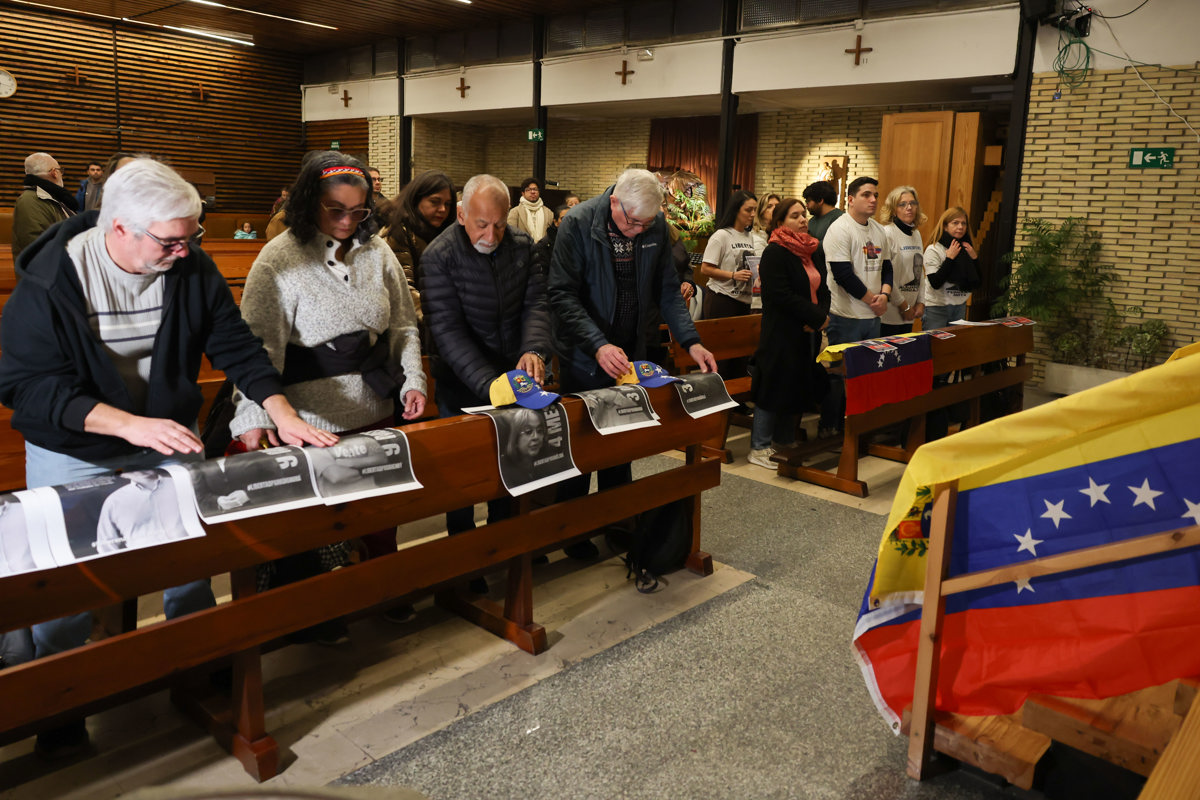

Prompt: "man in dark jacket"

[548,169,716,555]
[0,158,334,755]
[420,173,552,578]
[12,152,76,262]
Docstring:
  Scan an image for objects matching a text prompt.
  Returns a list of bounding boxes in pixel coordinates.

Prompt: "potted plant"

[665,189,715,254]
[994,217,1170,394]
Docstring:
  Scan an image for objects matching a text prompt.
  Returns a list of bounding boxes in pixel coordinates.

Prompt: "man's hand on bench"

[688,343,718,374]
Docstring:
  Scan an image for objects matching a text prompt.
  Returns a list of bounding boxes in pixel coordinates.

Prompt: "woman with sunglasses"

[229,151,427,629]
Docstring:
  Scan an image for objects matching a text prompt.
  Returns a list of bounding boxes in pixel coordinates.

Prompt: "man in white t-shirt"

[817,176,894,437]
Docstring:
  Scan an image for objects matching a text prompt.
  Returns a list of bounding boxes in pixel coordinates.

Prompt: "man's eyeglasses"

[320,203,372,224]
[617,197,655,231]
[139,225,205,253]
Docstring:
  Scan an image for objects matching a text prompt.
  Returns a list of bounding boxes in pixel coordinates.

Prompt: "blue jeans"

[922,303,966,331]
[25,441,213,659]
[750,407,796,451]
[819,315,882,430]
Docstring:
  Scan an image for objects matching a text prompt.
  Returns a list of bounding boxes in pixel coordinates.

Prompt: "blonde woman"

[750,192,780,254]
[876,186,927,335]
[922,206,980,330]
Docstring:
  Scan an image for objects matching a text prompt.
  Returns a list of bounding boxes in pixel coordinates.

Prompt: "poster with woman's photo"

[0,490,56,576]
[673,372,738,419]
[573,385,661,435]
[305,429,423,504]
[36,468,206,565]
[187,445,321,523]
[475,404,581,496]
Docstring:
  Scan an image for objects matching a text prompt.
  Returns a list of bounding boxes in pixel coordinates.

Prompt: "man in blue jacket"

[548,168,716,555]
[0,158,334,756]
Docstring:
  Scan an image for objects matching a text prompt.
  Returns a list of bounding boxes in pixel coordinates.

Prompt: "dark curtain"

[647,114,757,214]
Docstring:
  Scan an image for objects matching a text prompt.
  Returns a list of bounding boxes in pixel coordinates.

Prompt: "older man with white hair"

[0,157,335,756]
[12,151,77,262]
[419,173,552,587]
[548,168,716,556]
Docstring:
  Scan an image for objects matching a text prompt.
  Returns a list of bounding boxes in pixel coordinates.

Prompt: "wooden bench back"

[666,314,761,369]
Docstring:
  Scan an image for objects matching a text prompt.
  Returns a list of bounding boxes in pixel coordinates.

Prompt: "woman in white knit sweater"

[230,152,427,628]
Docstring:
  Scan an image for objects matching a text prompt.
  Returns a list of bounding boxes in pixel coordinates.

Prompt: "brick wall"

[1016,65,1199,367]
[754,106,891,200]
[368,116,401,197]
[546,118,652,199]
[411,118,487,188]
[485,126,533,186]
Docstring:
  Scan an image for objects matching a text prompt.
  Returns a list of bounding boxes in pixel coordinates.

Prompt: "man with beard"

[0,157,334,756]
[12,152,77,262]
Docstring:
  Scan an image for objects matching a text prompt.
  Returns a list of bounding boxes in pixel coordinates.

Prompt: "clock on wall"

[0,68,17,98]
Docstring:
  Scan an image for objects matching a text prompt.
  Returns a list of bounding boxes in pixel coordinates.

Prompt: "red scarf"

[768,226,821,304]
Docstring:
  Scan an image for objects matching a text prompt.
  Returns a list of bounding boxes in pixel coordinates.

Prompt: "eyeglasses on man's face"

[617,197,655,230]
[320,203,372,224]
[139,225,205,253]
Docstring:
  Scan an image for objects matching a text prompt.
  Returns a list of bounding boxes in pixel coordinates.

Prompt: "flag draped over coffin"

[853,347,1200,733]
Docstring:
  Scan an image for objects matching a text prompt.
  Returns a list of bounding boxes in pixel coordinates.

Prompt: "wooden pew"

[664,314,761,463]
[0,387,723,781]
[774,323,1033,497]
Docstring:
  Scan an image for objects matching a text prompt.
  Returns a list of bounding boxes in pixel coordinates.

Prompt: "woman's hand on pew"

[688,343,718,374]
[262,395,339,448]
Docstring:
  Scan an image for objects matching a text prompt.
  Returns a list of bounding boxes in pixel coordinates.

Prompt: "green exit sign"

[1129,147,1174,169]
[527,128,545,143]
[330,140,341,151]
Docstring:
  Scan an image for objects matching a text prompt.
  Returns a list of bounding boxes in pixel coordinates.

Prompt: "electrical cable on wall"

[1091,0,1152,19]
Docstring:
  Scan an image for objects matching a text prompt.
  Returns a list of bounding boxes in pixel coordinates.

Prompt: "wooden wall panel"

[304,120,371,165]
[0,7,304,216]
[879,111,956,246]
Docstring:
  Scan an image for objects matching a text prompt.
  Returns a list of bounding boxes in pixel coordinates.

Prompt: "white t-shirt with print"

[702,227,756,303]
[881,223,924,326]
[823,214,890,320]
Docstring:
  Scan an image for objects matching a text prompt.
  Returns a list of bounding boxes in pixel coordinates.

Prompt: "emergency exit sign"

[1129,147,1175,169]
[527,128,545,142]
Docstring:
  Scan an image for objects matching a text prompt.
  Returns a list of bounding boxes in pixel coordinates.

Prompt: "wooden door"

[879,111,956,245]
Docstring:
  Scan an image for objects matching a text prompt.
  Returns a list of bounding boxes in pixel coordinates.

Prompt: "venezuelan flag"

[853,346,1200,732]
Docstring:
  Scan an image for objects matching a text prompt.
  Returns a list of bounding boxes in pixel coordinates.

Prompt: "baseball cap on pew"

[616,361,682,388]
[488,369,561,409]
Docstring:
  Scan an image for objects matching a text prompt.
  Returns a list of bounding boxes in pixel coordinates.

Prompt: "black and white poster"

[187,445,321,523]
[475,404,581,496]
[0,490,55,576]
[37,468,205,565]
[574,385,661,435]
[306,429,423,504]
[672,373,738,419]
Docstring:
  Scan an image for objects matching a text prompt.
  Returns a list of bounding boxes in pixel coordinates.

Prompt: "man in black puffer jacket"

[420,174,552,574]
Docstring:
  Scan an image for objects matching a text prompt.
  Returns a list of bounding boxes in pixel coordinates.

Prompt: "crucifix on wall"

[844,34,873,66]
[194,83,207,101]
[456,77,470,98]
[69,66,84,86]
[340,89,352,107]
[615,60,635,85]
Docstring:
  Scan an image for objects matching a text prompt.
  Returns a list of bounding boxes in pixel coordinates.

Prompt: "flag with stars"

[840,336,933,415]
[852,347,1200,730]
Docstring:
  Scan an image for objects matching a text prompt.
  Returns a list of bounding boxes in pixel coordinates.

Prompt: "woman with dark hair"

[380,169,456,321]
[700,190,758,321]
[230,151,427,630]
[507,177,554,242]
[748,198,830,469]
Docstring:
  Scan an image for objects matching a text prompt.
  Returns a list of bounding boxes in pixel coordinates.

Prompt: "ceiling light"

[162,25,256,46]
[184,0,337,29]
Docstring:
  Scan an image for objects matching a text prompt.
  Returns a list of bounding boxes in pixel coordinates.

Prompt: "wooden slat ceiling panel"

[26,0,622,52]
[1,6,305,214]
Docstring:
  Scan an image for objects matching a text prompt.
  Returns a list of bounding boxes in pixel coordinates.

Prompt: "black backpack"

[610,499,692,594]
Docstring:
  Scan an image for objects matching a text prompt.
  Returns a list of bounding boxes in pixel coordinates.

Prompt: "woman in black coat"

[748,198,831,469]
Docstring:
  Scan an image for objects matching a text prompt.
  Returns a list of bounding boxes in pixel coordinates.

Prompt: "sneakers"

[748,447,776,469]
